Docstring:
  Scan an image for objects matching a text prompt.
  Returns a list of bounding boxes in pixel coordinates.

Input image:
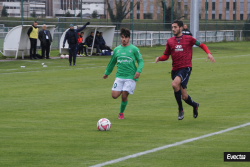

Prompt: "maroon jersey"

[163,35,196,71]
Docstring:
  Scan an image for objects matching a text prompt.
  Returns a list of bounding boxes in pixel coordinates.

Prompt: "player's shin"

[120,100,128,113]
[174,90,183,112]
[184,95,197,108]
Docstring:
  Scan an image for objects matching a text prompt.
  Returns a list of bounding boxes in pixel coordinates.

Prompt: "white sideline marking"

[89,122,250,167]
[1,54,250,74]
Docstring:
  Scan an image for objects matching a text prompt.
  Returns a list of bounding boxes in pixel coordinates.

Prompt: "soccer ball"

[60,54,65,59]
[65,55,69,59]
[97,118,111,131]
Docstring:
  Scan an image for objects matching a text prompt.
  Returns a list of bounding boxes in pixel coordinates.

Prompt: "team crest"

[117,50,119,54]
[129,49,131,53]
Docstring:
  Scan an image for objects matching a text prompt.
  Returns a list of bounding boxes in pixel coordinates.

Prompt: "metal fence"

[0,20,250,51]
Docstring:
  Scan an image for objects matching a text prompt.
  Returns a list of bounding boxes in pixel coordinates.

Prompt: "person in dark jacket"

[99,32,112,51]
[38,24,53,59]
[86,32,100,55]
[27,21,39,59]
[182,24,193,36]
[63,22,90,66]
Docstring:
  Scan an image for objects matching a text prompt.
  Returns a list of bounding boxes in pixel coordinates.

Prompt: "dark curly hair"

[120,27,130,38]
[172,20,183,28]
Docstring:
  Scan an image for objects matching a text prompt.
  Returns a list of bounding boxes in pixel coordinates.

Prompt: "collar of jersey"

[175,35,183,39]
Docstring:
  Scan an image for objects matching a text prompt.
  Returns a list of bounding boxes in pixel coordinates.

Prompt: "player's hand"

[155,56,161,63]
[134,72,140,79]
[85,21,90,26]
[206,53,215,63]
[103,75,108,79]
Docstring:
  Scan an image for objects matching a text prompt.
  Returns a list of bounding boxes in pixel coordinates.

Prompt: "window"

[212,14,215,19]
[212,2,215,11]
[137,2,140,10]
[233,14,235,20]
[240,14,243,20]
[205,2,208,10]
[226,2,229,11]
[233,2,236,10]
[178,2,181,11]
[137,13,140,19]
[219,14,222,20]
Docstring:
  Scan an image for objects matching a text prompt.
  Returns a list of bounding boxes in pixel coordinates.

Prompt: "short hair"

[120,28,130,38]
[172,20,183,28]
[91,32,94,34]
[100,32,103,34]
[81,32,84,34]
[34,21,37,23]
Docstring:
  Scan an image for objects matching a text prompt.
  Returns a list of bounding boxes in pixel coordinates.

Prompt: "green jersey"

[104,44,144,81]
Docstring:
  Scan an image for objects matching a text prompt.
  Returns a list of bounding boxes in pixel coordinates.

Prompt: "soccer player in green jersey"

[103,28,144,119]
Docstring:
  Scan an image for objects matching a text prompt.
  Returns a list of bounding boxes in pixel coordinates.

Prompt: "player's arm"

[155,42,170,63]
[134,49,144,79]
[194,40,215,63]
[103,52,117,79]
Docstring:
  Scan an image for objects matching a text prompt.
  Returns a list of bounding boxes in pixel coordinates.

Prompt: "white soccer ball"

[97,118,111,131]
[65,55,69,59]
[60,55,65,59]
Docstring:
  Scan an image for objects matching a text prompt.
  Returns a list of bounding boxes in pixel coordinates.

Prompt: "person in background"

[27,21,39,59]
[99,32,112,51]
[77,32,88,56]
[63,21,90,66]
[182,24,193,36]
[38,24,52,59]
[86,32,100,55]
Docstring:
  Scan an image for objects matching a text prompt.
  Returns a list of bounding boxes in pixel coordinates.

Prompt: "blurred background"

[0,0,249,50]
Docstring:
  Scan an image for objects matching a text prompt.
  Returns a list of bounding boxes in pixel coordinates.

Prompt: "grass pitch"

[0,41,250,167]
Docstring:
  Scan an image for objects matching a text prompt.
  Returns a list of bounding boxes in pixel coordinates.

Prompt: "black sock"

[174,90,183,112]
[184,95,197,108]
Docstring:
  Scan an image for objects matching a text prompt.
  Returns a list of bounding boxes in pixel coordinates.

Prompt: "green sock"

[120,100,128,113]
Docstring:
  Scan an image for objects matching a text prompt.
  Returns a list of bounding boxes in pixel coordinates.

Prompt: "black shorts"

[171,67,191,89]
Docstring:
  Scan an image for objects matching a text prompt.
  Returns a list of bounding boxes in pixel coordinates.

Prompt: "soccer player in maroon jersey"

[155,20,215,120]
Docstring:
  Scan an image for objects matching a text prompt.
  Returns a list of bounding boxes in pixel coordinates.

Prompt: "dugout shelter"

[60,25,116,56]
[3,25,55,59]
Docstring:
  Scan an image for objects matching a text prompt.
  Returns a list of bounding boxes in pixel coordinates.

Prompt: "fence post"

[240,30,242,41]
[21,0,23,25]
[116,22,118,47]
[205,0,208,43]
[145,23,147,46]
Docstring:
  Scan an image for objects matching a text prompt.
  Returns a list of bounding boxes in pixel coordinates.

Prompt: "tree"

[1,6,8,17]
[65,11,71,17]
[160,1,177,30]
[92,10,98,19]
[243,14,250,41]
[31,10,36,18]
[106,0,141,24]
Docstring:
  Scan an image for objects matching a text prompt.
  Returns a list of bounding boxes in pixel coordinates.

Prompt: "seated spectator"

[77,32,88,56]
[99,32,112,51]
[86,32,100,55]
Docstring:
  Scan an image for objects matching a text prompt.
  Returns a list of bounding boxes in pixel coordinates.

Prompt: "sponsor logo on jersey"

[175,45,183,52]
[129,49,131,53]
[117,50,119,54]
[117,56,133,64]
[121,53,126,55]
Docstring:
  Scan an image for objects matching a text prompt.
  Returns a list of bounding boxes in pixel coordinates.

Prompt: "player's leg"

[118,91,129,119]
[68,46,72,66]
[181,87,199,118]
[111,78,124,99]
[179,67,199,118]
[118,79,136,119]
[172,76,184,120]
